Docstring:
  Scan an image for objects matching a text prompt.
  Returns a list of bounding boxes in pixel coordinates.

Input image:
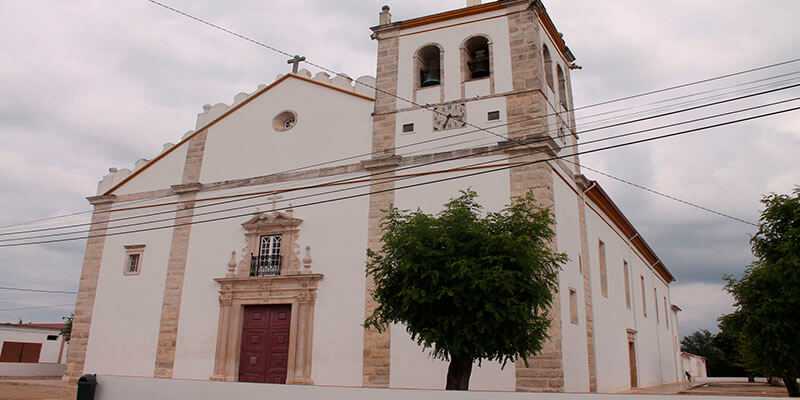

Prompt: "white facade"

[68,0,684,394]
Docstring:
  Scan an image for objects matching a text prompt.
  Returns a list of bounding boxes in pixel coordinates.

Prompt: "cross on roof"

[287,55,306,73]
[268,194,283,211]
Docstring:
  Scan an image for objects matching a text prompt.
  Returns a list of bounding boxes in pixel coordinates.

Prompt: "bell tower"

[363,0,588,393]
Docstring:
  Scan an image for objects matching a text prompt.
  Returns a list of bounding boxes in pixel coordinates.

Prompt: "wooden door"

[628,340,638,388]
[0,342,41,363]
[238,305,291,383]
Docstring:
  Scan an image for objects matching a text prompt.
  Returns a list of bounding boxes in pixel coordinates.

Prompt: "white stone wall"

[0,325,65,363]
[169,179,370,386]
[552,171,590,392]
[389,157,515,391]
[0,362,65,376]
[84,196,177,377]
[199,77,373,184]
[583,196,679,392]
[395,9,512,108]
[95,375,777,400]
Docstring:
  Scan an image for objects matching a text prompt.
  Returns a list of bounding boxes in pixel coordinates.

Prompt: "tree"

[723,187,800,397]
[61,313,73,343]
[712,314,751,380]
[365,190,567,390]
[680,328,748,377]
[681,329,716,359]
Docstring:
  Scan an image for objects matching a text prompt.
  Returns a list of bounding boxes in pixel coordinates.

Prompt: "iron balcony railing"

[250,254,282,276]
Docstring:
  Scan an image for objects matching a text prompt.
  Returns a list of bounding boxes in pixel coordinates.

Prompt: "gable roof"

[104,74,375,196]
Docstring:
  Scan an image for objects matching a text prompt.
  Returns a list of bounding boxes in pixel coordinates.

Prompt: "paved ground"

[624,378,789,397]
[0,378,76,400]
[681,381,788,397]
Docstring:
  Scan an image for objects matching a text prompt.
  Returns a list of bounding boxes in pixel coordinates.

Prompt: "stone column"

[505,4,565,393]
[62,194,115,383]
[576,176,598,391]
[362,25,400,388]
[153,127,207,378]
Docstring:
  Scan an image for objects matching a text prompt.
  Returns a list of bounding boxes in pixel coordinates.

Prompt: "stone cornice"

[171,182,203,194]
[360,155,402,170]
[87,194,116,206]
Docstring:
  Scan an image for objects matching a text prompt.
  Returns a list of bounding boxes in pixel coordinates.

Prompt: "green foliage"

[61,313,73,343]
[680,328,748,377]
[723,187,800,395]
[365,189,567,368]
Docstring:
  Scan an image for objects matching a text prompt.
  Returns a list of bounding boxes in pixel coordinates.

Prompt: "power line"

[574,164,758,227]
[3,1,795,232]
[2,102,796,248]
[144,0,800,116]
[1,83,796,242]
[0,286,78,295]
[3,63,797,233]
[0,304,73,312]
[2,94,794,243]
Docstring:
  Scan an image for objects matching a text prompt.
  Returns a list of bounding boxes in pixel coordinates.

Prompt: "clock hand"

[444,113,451,128]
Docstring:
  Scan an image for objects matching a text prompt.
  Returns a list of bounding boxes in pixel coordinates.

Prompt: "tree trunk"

[445,354,473,391]
[783,375,800,398]
[747,374,755,383]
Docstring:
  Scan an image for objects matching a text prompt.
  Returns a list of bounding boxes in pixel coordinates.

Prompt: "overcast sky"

[1,0,798,338]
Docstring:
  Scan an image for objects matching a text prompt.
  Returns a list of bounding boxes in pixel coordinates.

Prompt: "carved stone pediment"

[235,210,306,277]
[241,211,302,231]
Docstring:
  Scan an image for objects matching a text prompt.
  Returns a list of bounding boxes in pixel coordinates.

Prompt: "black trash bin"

[77,374,97,400]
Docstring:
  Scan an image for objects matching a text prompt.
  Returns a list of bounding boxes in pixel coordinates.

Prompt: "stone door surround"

[212,274,322,384]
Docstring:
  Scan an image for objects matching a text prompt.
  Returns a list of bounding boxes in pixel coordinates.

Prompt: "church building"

[64,0,685,393]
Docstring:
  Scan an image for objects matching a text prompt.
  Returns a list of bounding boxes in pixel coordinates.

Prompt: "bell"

[469,60,490,78]
[420,69,441,87]
[468,48,490,78]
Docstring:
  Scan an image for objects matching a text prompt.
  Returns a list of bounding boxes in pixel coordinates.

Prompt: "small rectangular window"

[46,335,58,341]
[664,297,669,328]
[487,111,500,121]
[623,260,631,309]
[655,289,660,324]
[641,276,647,317]
[598,240,608,298]
[569,288,579,324]
[123,245,145,276]
[402,123,415,133]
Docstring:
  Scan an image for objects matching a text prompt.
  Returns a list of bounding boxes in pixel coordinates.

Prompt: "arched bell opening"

[416,45,442,88]
[557,64,568,109]
[543,44,554,91]
[463,36,490,80]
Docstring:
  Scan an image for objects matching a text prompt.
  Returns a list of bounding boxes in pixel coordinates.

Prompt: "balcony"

[250,254,282,277]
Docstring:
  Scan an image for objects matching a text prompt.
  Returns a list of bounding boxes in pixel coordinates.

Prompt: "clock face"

[432,103,466,131]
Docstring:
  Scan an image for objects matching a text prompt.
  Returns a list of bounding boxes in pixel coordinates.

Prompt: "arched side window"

[542,45,554,90]
[416,45,442,88]
[463,36,490,80]
[557,65,568,108]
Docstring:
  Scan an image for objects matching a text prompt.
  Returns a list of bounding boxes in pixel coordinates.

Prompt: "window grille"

[251,235,282,276]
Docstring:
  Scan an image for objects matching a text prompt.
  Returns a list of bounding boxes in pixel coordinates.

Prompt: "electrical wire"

[2,94,794,243]
[2,0,793,236]
[2,102,795,248]
[0,304,74,312]
[0,286,77,295]
[1,82,796,241]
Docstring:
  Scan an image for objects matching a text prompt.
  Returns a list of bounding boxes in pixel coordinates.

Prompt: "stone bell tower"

[363,0,588,392]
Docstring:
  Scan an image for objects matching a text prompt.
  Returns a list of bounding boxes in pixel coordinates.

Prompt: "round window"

[272,110,298,132]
